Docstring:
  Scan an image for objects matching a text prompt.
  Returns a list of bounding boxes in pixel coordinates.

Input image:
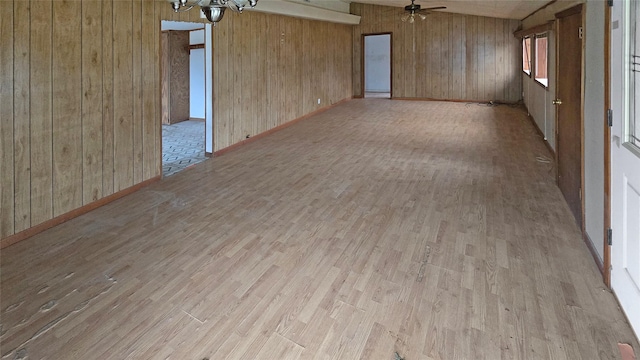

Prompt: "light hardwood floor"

[1,100,638,359]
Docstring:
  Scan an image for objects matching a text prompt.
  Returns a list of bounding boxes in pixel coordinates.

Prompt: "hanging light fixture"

[400,0,445,23]
[167,0,258,23]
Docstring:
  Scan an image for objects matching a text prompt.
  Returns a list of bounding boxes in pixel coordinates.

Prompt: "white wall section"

[190,29,206,120]
[523,31,556,152]
[583,0,605,260]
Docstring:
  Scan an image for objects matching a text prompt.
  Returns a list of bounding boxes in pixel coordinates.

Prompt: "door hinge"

[607,108,613,127]
[607,0,613,7]
[607,228,613,246]
[579,27,583,39]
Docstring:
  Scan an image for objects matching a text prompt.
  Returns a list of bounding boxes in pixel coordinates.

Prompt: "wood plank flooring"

[1,100,638,359]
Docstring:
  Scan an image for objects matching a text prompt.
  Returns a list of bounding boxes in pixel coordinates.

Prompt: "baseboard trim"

[391,97,521,105]
[0,175,161,249]
[583,231,605,274]
[214,97,352,157]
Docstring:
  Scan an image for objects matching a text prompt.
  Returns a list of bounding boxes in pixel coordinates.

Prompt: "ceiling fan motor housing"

[404,2,420,13]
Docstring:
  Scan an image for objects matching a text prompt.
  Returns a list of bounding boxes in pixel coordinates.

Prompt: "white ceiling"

[348,0,554,20]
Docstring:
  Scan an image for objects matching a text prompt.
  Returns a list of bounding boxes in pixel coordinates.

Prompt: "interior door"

[610,0,640,338]
[556,6,584,229]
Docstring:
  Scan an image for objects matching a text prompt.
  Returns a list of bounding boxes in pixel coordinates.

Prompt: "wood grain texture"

[161,31,170,126]
[169,31,191,124]
[1,0,169,240]
[52,0,83,217]
[81,0,103,204]
[112,0,134,192]
[142,0,157,181]
[13,0,30,232]
[213,12,352,151]
[102,0,115,197]
[556,9,583,229]
[0,1,15,238]
[132,0,143,184]
[161,30,191,125]
[352,3,521,102]
[29,0,53,226]
[1,100,637,359]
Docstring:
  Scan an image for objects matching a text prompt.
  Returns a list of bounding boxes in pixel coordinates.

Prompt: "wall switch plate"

[317,98,321,105]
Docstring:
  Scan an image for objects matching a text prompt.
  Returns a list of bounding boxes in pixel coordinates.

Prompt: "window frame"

[523,36,532,77]
[534,33,549,88]
[627,0,639,147]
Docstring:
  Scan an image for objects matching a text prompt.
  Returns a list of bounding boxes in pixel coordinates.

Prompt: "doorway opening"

[160,20,212,177]
[363,33,392,99]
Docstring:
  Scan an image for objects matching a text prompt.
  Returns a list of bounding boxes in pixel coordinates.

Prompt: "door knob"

[552,99,562,105]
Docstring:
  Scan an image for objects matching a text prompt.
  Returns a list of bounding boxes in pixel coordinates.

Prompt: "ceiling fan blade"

[422,6,446,10]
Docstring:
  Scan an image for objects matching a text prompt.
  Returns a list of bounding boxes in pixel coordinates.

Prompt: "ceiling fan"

[401,0,446,23]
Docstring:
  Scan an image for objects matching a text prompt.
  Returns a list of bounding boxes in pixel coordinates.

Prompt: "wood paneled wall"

[161,30,191,125]
[0,2,353,241]
[212,11,353,151]
[0,0,177,241]
[351,3,522,102]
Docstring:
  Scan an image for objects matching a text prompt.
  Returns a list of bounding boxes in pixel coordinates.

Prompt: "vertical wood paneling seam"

[28,1,32,229]
[49,1,53,216]
[111,0,115,189]
[102,0,106,193]
[139,0,144,181]
[80,0,84,202]
[8,1,16,236]
[12,0,16,231]
[26,1,32,230]
[101,0,105,192]
[14,0,31,230]
[131,1,134,180]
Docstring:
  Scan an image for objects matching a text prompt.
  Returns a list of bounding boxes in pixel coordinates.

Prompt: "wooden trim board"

[0,176,161,249]
[514,21,554,38]
[392,97,521,105]
[555,3,583,19]
[603,1,612,287]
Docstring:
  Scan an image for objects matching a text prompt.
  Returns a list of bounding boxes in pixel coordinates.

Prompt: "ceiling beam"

[248,0,361,24]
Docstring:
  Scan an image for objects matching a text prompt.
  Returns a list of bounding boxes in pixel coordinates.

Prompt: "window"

[523,37,532,76]
[629,0,640,146]
[535,34,548,87]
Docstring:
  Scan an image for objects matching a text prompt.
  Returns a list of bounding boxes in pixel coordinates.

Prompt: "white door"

[610,0,640,337]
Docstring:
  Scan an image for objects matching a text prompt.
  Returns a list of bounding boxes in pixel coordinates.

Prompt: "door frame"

[609,0,640,339]
[554,4,585,231]
[603,0,611,287]
[361,32,393,98]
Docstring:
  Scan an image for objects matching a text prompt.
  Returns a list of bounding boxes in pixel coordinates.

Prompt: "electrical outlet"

[317,98,321,105]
